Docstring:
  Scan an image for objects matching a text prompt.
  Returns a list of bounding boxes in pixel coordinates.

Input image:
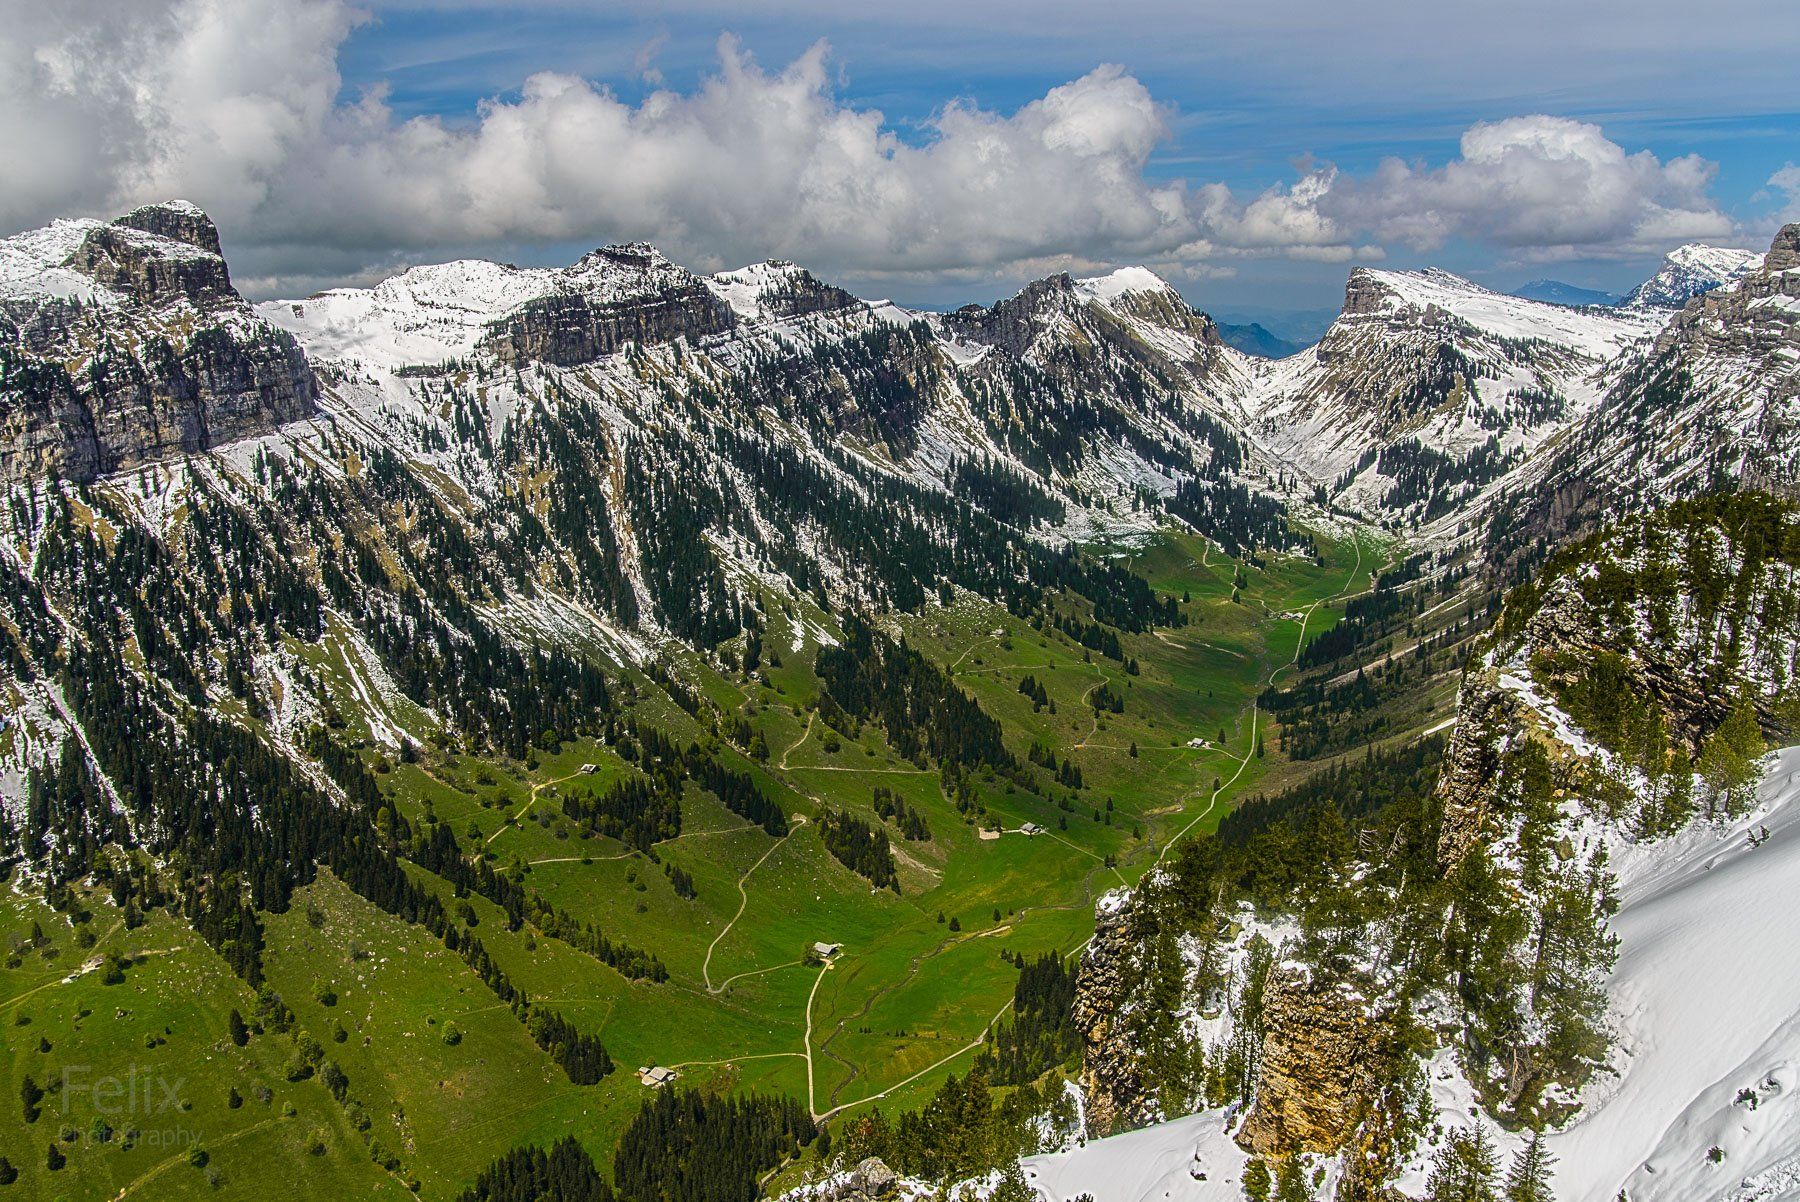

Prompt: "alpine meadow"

[3,4,1800,1201]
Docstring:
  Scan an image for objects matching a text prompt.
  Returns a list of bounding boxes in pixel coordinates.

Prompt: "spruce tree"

[1241,1157,1272,1201]
[1274,1156,1311,1202]
[1427,1124,1500,1202]
[1698,697,1766,815]
[1503,1132,1555,1202]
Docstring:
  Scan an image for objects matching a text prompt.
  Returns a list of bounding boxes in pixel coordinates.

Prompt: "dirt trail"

[702,816,806,994]
[1155,533,1366,866]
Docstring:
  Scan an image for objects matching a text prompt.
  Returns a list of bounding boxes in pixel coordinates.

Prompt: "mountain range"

[1,200,1797,1202]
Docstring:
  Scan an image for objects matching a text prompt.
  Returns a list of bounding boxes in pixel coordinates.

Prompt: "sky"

[4,0,1799,318]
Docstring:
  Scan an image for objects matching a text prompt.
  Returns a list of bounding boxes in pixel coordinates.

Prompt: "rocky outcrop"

[1071,900,1159,1137]
[817,1158,900,1202]
[111,200,225,255]
[1432,674,1521,869]
[0,203,317,484]
[751,263,861,320]
[1234,967,1391,1157]
[65,207,236,309]
[1338,268,1399,319]
[480,243,737,367]
[944,274,1082,358]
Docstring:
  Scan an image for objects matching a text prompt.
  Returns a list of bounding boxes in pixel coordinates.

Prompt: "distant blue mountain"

[1210,307,1337,348]
[1216,321,1305,359]
[1512,279,1619,307]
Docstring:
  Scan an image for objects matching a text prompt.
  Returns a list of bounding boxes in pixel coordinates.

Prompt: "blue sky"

[336,1,1800,310]
[7,0,1799,314]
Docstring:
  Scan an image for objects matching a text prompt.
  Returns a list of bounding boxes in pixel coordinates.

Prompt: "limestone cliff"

[1234,967,1391,1157]
[1071,901,1160,1137]
[0,202,317,483]
[480,243,737,367]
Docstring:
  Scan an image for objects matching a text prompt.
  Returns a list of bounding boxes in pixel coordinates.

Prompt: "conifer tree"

[1503,1132,1555,1202]
[1427,1124,1500,1202]
[1241,1157,1271,1201]
[1274,1156,1310,1202]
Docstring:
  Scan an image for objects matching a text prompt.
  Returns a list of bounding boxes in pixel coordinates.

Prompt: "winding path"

[484,767,588,849]
[702,816,806,993]
[1155,532,1367,866]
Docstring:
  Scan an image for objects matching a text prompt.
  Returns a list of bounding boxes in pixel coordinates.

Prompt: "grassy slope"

[0,529,1399,1199]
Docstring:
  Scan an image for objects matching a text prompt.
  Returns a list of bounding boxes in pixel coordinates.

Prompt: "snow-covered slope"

[261,258,559,367]
[1020,1108,1248,1201]
[1621,244,1765,311]
[1548,746,1800,1202]
[1239,267,1659,521]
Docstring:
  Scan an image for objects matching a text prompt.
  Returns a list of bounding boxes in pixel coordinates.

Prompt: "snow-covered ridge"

[1073,265,1176,304]
[260,243,721,369]
[1352,266,1660,358]
[1621,243,1764,310]
[0,218,111,305]
[706,259,821,318]
[259,258,559,367]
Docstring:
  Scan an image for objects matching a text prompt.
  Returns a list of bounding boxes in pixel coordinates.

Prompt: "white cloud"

[0,0,1742,293]
[1322,116,1734,257]
[1767,165,1800,224]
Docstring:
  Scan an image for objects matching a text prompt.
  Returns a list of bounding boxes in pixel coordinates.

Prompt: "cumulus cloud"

[0,0,1741,293]
[1319,116,1734,258]
[1766,165,1800,224]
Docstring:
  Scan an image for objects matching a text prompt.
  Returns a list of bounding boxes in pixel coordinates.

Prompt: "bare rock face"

[1072,901,1160,1137]
[1337,268,1398,319]
[112,200,225,256]
[65,208,236,309]
[944,274,1081,358]
[812,1157,900,1201]
[480,243,737,367]
[1432,673,1521,870]
[0,203,317,484]
[1764,223,1800,273]
[1234,967,1389,1157]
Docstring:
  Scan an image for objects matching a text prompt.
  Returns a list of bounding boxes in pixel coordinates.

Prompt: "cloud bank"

[0,0,1744,294]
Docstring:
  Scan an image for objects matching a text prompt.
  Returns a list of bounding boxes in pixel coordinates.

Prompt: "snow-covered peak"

[703,259,848,321]
[1073,265,1175,304]
[1620,243,1763,310]
[0,217,111,305]
[562,241,698,299]
[259,258,559,367]
[1341,265,1659,359]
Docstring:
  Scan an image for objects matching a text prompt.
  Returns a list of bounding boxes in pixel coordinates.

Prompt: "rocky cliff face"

[480,243,737,366]
[1234,967,1390,1157]
[1489,224,1800,561]
[0,202,317,484]
[1432,674,1522,869]
[65,217,235,308]
[1071,901,1161,1137]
